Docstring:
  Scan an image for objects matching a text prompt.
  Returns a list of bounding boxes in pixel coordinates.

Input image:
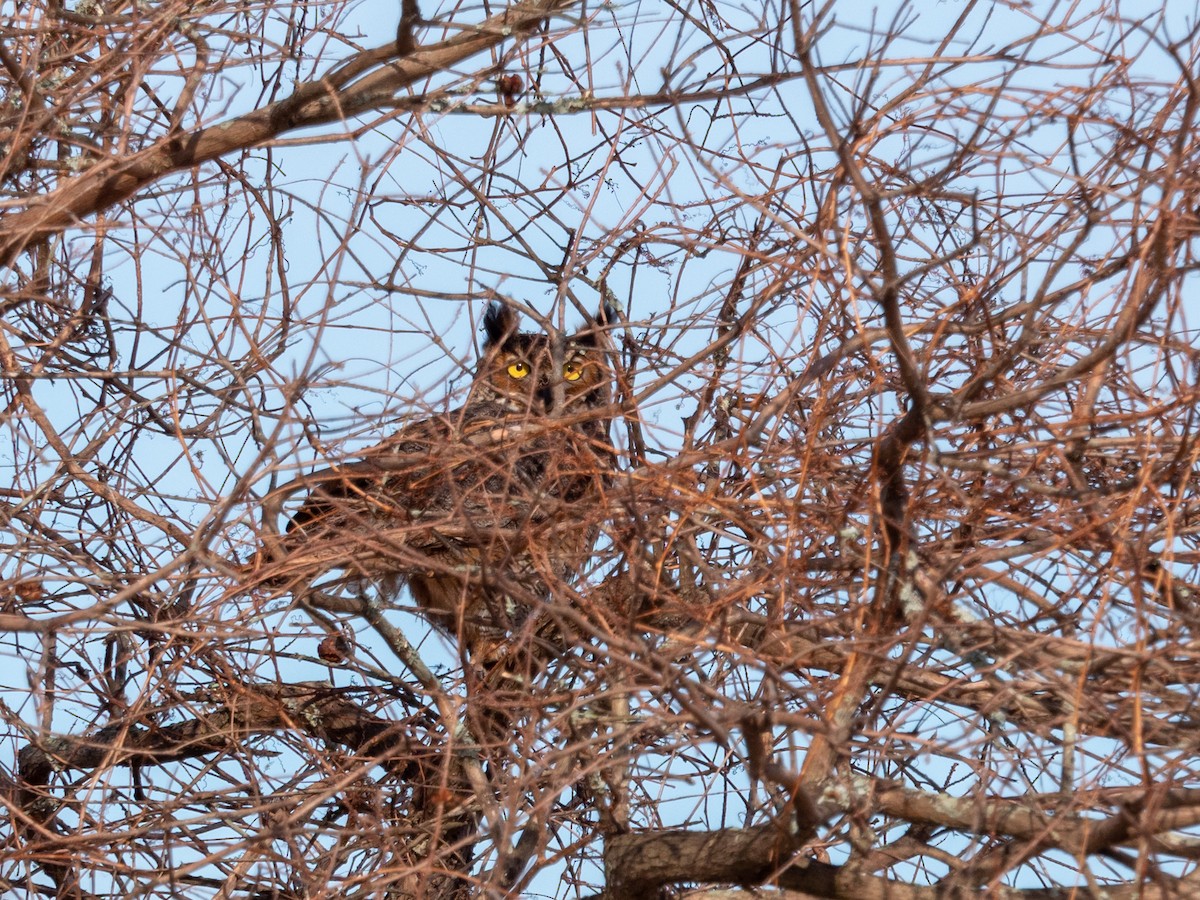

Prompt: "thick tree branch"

[0,0,582,268]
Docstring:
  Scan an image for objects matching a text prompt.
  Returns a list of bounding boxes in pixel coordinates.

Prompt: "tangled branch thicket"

[2,0,1200,897]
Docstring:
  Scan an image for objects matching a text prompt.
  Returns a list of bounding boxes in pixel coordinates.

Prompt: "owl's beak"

[535,383,555,413]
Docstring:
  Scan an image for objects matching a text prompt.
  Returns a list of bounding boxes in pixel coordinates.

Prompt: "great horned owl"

[274,302,616,669]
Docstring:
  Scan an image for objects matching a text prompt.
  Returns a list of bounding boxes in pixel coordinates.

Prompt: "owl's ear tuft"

[483,302,520,348]
[572,303,617,346]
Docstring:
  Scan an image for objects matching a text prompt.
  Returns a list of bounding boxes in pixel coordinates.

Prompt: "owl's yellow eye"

[563,362,583,382]
[507,361,530,379]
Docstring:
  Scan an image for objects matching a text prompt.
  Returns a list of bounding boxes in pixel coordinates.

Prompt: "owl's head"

[476,302,615,419]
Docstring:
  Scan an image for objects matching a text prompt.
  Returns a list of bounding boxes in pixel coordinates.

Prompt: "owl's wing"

[260,403,610,611]
[283,413,452,535]
[285,457,409,532]
[281,402,544,536]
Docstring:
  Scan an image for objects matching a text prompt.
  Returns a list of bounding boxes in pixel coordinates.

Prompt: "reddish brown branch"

[0,0,583,267]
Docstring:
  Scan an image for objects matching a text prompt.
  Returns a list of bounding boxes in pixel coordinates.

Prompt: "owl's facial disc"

[481,315,609,417]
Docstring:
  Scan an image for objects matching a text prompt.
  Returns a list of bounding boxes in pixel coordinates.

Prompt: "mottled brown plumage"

[276,302,615,668]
